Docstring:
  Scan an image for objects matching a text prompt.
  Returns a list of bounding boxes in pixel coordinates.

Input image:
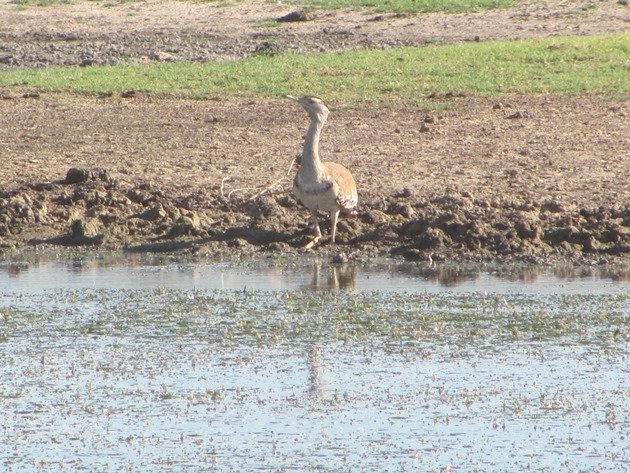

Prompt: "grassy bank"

[293,0,515,13]
[1,33,627,100]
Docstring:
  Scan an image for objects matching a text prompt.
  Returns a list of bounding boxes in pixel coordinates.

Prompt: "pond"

[0,253,628,472]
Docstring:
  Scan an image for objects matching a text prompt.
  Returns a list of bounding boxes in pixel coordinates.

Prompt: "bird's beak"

[285,95,299,101]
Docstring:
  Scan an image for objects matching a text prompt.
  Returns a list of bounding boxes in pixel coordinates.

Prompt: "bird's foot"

[304,236,321,250]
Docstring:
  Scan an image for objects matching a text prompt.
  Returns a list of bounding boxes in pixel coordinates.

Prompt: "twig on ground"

[220,177,231,199]
[223,157,298,202]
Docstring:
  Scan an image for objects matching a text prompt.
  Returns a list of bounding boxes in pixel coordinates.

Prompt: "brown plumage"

[287,95,357,248]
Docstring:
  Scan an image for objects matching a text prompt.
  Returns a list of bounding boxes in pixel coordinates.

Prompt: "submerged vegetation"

[1,33,627,100]
[2,285,627,348]
[1,263,627,471]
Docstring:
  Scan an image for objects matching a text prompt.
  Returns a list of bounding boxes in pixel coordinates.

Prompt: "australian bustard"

[286,95,358,249]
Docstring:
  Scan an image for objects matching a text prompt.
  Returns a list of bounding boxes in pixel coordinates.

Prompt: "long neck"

[301,113,327,179]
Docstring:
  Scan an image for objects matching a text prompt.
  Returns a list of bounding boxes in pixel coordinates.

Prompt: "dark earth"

[1,0,629,265]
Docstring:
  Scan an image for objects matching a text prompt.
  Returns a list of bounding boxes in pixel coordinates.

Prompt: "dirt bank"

[1,93,628,264]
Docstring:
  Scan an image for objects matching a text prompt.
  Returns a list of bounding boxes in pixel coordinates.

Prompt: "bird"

[286,95,357,249]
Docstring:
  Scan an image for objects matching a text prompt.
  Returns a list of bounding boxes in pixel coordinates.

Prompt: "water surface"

[0,253,628,472]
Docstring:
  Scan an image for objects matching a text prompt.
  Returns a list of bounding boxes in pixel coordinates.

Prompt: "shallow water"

[0,253,628,472]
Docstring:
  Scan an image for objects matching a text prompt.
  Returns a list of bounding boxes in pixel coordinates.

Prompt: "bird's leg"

[330,210,340,244]
[304,210,322,249]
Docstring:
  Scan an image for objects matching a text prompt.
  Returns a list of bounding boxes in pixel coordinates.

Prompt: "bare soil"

[1,0,629,264]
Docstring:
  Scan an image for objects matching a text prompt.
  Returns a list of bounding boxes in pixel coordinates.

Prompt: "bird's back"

[323,161,357,212]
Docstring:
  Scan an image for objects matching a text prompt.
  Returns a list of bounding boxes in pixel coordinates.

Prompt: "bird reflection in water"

[304,261,356,401]
[306,261,357,292]
[307,344,327,401]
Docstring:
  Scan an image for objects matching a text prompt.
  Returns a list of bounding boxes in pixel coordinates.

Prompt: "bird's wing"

[325,162,358,211]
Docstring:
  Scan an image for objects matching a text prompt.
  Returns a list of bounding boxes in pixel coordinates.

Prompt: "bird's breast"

[293,177,339,211]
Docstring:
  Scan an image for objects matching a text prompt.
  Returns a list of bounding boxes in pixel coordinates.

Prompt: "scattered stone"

[506,110,532,119]
[393,187,412,199]
[277,10,311,22]
[64,167,112,184]
[243,196,285,219]
[427,91,467,99]
[137,204,167,221]
[362,209,389,225]
[266,241,290,252]
[253,41,281,56]
[64,168,93,184]
[387,202,414,219]
[148,51,175,62]
[22,91,40,99]
[331,253,348,265]
[415,227,448,250]
[42,218,106,246]
[541,199,566,213]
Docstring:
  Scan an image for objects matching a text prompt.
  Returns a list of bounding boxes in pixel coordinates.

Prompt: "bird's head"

[286,95,330,120]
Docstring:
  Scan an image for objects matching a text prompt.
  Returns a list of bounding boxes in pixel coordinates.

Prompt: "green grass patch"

[1,33,628,100]
[289,0,515,14]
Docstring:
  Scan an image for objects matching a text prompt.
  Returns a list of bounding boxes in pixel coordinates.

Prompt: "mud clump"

[1,168,629,264]
[65,167,113,185]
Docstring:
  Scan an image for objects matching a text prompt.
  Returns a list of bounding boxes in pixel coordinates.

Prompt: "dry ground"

[0,0,629,263]
[0,0,628,67]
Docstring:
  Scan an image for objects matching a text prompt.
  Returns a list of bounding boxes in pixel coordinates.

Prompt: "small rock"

[22,91,41,99]
[331,253,348,265]
[277,10,311,22]
[228,238,249,248]
[137,204,166,221]
[393,187,413,198]
[415,227,448,250]
[506,110,531,119]
[64,167,112,184]
[71,219,100,238]
[266,242,290,252]
[65,168,92,184]
[58,219,104,245]
[148,51,175,62]
[127,188,153,204]
[362,210,389,225]
[540,199,566,213]
[253,41,281,56]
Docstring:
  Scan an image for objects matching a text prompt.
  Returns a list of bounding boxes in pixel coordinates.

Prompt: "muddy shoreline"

[1,163,628,266]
